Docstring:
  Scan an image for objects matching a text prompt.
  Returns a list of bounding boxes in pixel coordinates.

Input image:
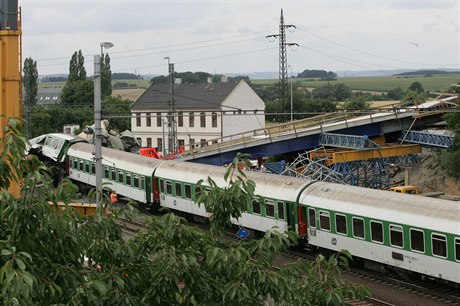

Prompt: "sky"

[20,0,459,77]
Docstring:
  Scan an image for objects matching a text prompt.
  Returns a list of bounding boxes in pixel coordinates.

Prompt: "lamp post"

[94,41,113,215]
[290,65,293,122]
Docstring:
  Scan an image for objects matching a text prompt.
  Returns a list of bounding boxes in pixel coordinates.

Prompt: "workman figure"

[110,191,119,207]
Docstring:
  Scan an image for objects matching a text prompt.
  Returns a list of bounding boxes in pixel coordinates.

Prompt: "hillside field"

[253,74,459,93]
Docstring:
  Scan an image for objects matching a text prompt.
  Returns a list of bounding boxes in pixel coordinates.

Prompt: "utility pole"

[164,57,177,155]
[266,9,298,122]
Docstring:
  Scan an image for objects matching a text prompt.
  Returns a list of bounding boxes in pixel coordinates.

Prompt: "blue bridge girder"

[319,133,381,150]
[401,130,455,149]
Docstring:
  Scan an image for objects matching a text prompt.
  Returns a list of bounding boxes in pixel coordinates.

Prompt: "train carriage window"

[166,181,173,195]
[432,234,447,258]
[265,200,275,218]
[308,208,316,228]
[455,238,460,262]
[319,211,330,231]
[140,177,145,190]
[85,162,90,173]
[335,214,347,235]
[252,200,261,215]
[133,175,139,188]
[175,182,182,197]
[159,179,165,193]
[277,201,285,220]
[126,173,132,186]
[410,229,425,253]
[91,163,95,174]
[390,225,403,248]
[184,184,192,199]
[370,221,384,243]
[104,167,110,179]
[352,217,365,239]
[72,158,77,169]
[111,169,116,181]
[79,160,84,171]
[118,170,124,183]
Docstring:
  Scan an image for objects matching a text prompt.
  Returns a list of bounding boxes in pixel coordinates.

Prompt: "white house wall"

[221,81,265,137]
[131,80,266,149]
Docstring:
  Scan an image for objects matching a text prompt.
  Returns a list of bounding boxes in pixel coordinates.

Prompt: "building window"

[319,211,330,231]
[352,217,365,239]
[432,234,447,258]
[136,113,141,127]
[455,238,460,262]
[189,138,195,149]
[335,214,347,235]
[308,208,316,228]
[410,229,425,253]
[200,112,206,128]
[157,112,162,127]
[147,137,152,148]
[157,138,163,152]
[265,200,275,218]
[212,112,217,127]
[178,111,183,127]
[136,138,142,146]
[178,139,185,148]
[189,112,194,127]
[146,112,151,127]
[184,184,192,199]
[390,225,403,248]
[252,200,261,215]
[200,139,207,147]
[370,221,384,243]
[175,182,182,197]
[277,202,284,220]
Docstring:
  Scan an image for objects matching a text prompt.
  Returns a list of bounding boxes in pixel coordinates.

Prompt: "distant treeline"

[112,72,143,80]
[296,69,337,80]
[395,70,460,76]
[41,76,67,82]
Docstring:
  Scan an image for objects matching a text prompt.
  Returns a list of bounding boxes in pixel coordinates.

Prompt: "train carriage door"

[298,206,308,237]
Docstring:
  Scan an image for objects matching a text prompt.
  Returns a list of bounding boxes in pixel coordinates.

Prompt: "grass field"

[253,74,460,93]
[39,74,459,94]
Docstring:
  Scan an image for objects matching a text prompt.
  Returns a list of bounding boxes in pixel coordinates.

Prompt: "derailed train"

[49,139,459,285]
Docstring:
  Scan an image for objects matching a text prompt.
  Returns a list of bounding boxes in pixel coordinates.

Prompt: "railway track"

[118,215,459,305]
[279,247,460,305]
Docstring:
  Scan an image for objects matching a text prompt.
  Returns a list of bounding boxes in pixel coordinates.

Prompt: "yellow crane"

[0,0,22,197]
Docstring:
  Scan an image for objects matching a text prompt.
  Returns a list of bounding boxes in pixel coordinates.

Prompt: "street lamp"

[94,41,114,215]
[289,65,293,122]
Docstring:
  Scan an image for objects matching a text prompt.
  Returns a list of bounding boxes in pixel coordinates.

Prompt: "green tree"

[408,81,424,94]
[102,96,132,132]
[441,101,460,177]
[68,50,86,82]
[23,57,38,107]
[101,53,112,98]
[341,96,371,111]
[1,124,370,305]
[386,87,405,100]
[61,80,94,107]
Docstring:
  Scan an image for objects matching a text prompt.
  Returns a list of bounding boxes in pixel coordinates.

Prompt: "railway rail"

[117,214,459,305]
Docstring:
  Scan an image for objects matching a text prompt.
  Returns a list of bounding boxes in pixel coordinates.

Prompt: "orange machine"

[0,0,22,197]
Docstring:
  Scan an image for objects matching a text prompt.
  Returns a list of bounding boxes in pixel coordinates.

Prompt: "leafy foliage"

[68,50,87,82]
[23,57,38,107]
[0,122,371,305]
[101,54,112,98]
[61,80,94,107]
